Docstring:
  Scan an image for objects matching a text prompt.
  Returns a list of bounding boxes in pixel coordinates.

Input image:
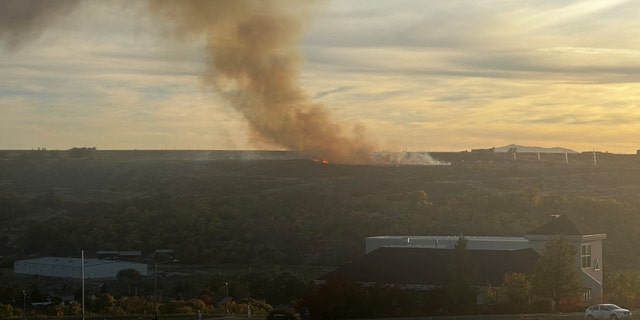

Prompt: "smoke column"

[148,1,375,164]
[0,0,81,51]
[1,0,376,163]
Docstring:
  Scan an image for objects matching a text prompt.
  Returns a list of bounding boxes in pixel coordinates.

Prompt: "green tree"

[604,271,640,308]
[502,272,532,304]
[47,302,65,317]
[235,269,273,300]
[532,236,582,311]
[89,293,115,314]
[449,235,473,305]
[119,296,151,315]
[0,303,14,318]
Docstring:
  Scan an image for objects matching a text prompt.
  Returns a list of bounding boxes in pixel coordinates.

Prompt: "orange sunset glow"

[1,0,639,155]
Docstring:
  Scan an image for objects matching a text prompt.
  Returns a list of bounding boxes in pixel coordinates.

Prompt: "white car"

[585,304,632,320]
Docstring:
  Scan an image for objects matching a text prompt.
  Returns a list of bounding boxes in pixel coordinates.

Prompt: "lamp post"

[224,282,229,316]
[22,290,26,320]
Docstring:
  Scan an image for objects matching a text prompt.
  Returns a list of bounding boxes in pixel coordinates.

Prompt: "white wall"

[14,257,148,279]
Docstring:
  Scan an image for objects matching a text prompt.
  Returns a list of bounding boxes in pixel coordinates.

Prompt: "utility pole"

[152,249,177,320]
[82,250,85,320]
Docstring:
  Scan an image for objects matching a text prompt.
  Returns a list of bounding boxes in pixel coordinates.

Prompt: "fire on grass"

[309,151,450,166]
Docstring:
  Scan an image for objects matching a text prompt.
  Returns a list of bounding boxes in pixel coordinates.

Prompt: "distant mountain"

[494,144,577,153]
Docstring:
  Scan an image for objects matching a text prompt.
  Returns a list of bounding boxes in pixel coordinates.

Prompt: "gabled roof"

[318,247,539,287]
[526,215,602,236]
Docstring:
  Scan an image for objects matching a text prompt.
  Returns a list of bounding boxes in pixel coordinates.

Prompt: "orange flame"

[313,158,329,164]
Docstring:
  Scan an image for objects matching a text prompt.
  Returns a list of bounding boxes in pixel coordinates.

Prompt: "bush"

[531,299,554,313]
[0,303,15,318]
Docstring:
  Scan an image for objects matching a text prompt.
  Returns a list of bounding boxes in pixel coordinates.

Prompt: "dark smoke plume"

[0,0,81,51]
[148,0,375,164]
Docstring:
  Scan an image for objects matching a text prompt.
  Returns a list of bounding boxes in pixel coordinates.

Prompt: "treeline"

[4,267,640,319]
[0,188,581,264]
[0,147,98,160]
[2,179,640,269]
[0,267,306,319]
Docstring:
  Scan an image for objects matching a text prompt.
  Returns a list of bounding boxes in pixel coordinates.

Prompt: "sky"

[1,0,639,154]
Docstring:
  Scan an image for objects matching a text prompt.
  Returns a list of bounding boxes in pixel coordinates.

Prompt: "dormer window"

[581,244,592,268]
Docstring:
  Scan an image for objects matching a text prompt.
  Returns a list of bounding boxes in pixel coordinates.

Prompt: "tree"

[0,303,14,318]
[502,272,532,304]
[89,293,115,314]
[532,236,582,311]
[604,271,640,308]
[119,296,150,315]
[116,268,143,296]
[449,235,473,305]
[270,269,306,306]
[406,190,432,209]
[68,147,97,158]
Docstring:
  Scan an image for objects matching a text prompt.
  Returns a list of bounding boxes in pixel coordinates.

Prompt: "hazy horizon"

[1,144,624,155]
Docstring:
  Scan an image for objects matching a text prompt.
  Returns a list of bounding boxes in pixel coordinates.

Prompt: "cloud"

[518,0,632,31]
[2,0,640,154]
[0,0,81,51]
[312,86,353,99]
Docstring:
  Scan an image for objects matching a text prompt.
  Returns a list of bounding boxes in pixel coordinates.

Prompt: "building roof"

[365,235,530,254]
[318,247,539,287]
[15,257,145,268]
[526,215,603,236]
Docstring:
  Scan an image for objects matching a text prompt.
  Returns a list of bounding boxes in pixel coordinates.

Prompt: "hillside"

[493,144,578,153]
[1,150,640,271]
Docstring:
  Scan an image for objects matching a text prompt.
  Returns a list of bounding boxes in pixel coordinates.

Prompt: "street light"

[22,290,26,320]
[224,282,229,316]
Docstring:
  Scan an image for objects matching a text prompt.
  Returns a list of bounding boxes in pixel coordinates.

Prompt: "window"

[581,244,592,268]
[582,288,592,303]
